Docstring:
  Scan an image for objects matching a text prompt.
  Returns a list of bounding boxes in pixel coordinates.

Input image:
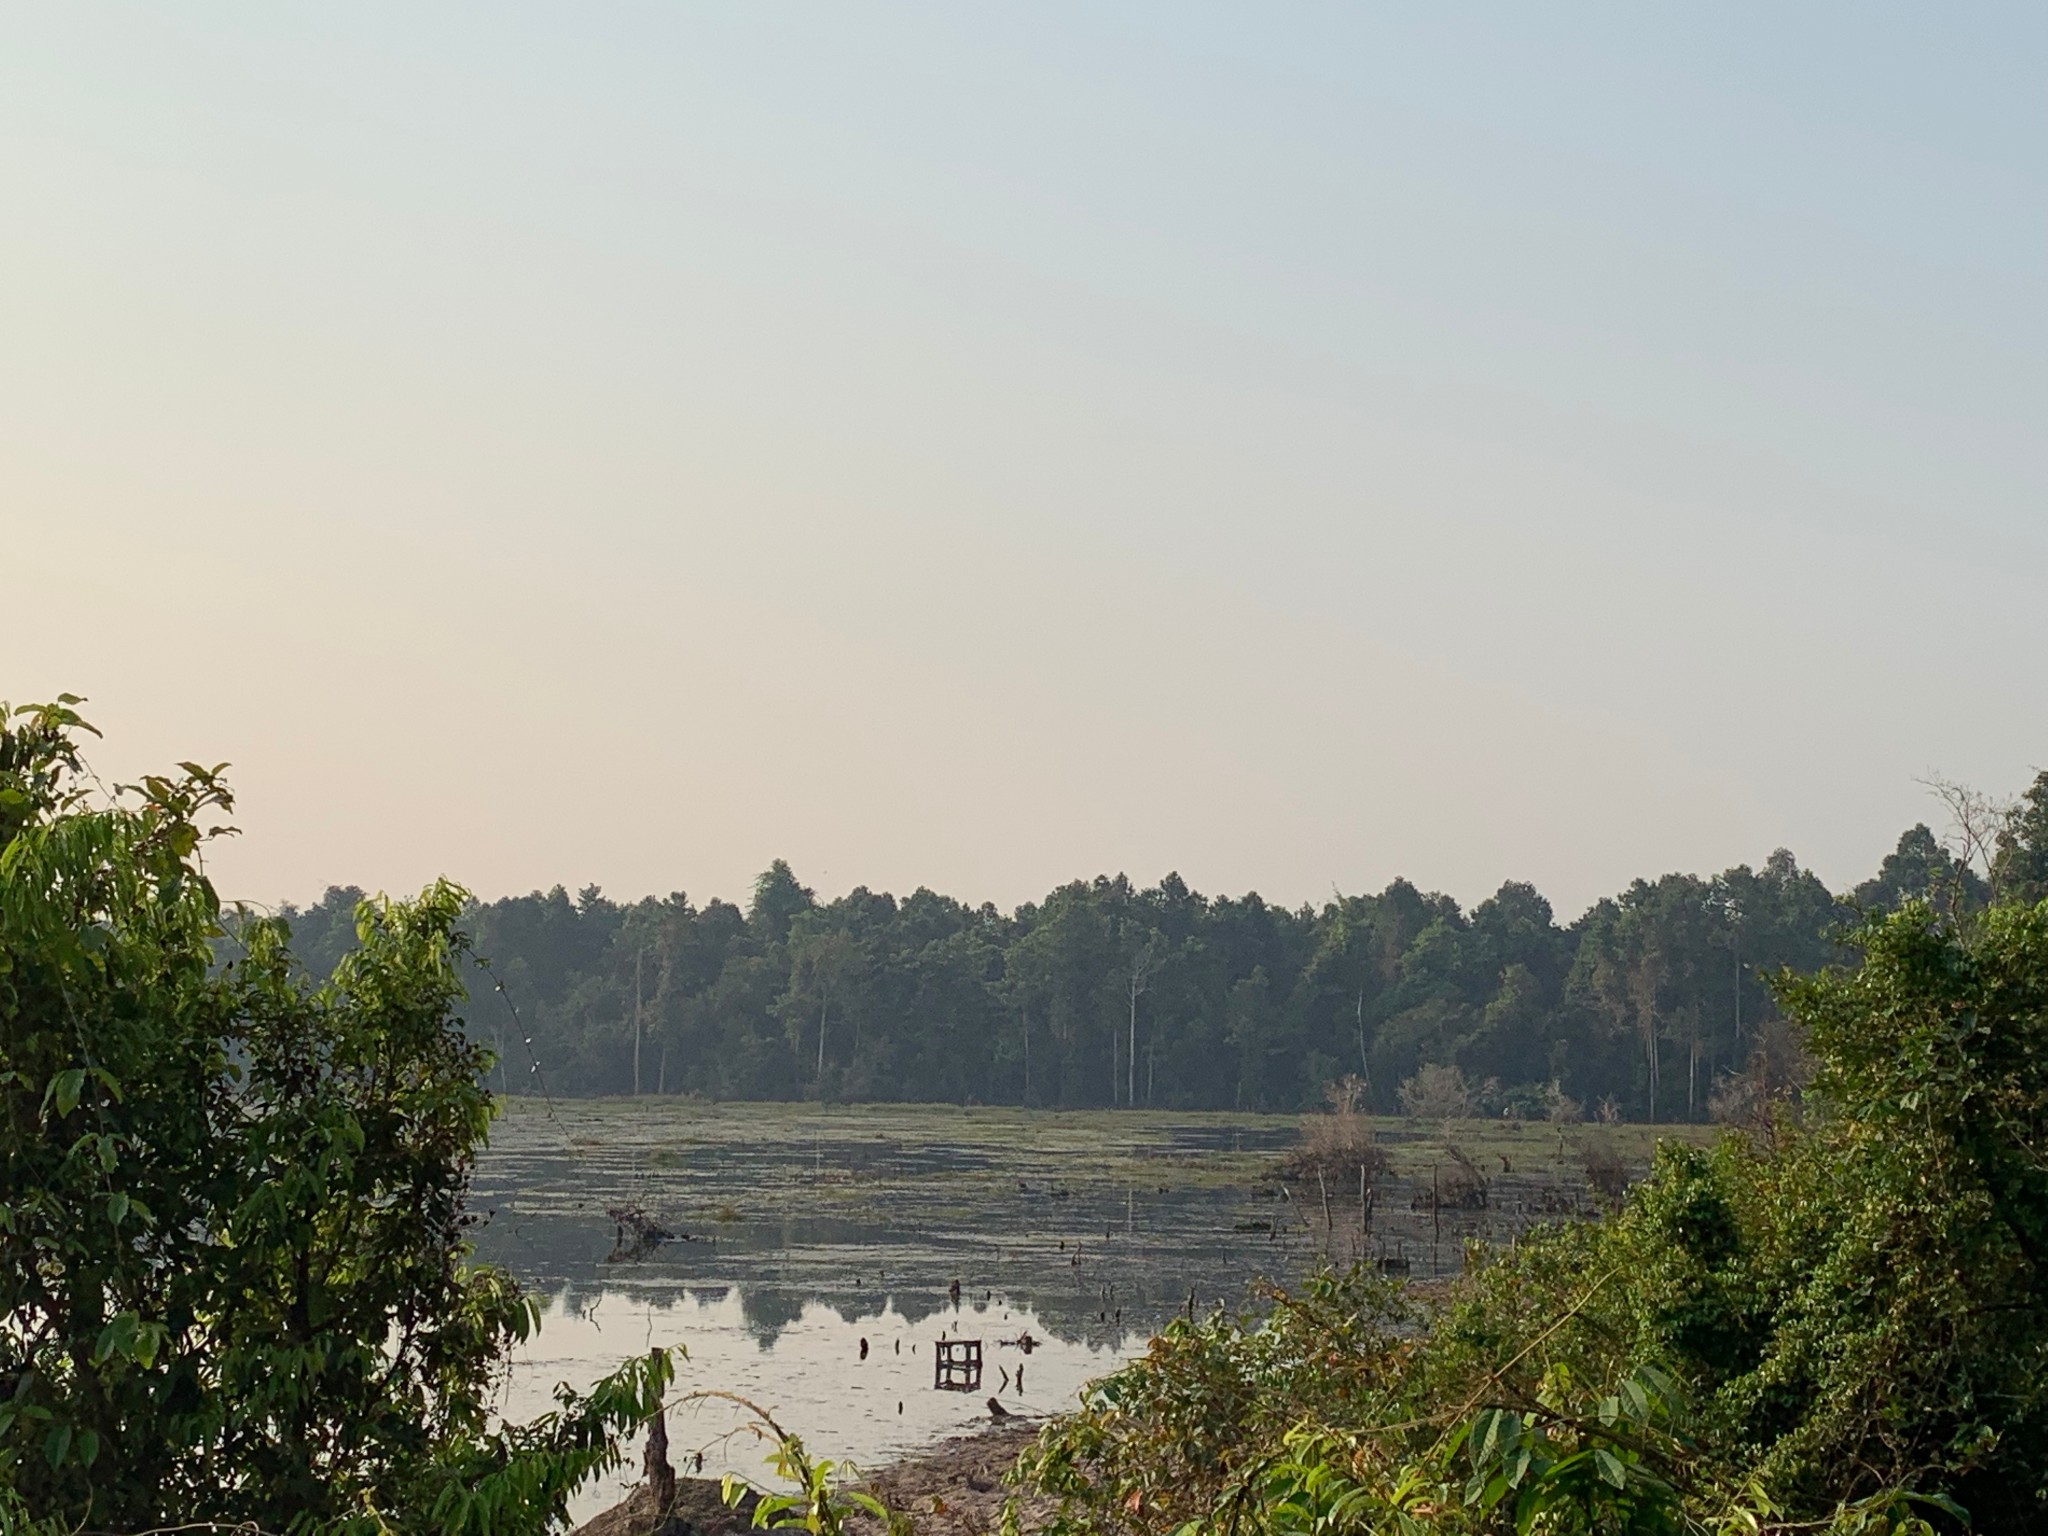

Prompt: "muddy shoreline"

[572,1421,1050,1536]
[853,1422,1051,1536]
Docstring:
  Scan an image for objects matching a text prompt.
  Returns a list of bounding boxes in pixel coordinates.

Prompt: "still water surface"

[472,1100,1310,1521]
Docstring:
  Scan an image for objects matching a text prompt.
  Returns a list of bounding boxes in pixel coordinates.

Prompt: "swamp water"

[474,1100,1309,1520]
[473,1100,1629,1521]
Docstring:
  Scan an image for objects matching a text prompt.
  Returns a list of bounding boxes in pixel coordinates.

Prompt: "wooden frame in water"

[933,1338,982,1391]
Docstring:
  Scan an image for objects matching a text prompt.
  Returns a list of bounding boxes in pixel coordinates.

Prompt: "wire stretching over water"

[471,952,564,1133]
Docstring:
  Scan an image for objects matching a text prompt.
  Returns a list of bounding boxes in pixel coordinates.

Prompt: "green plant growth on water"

[0,700,669,1533]
[1013,890,2048,1534]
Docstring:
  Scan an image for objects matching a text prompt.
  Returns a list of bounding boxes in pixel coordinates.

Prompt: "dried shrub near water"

[1396,1062,1473,1121]
[1276,1076,1388,1188]
[1579,1136,1632,1208]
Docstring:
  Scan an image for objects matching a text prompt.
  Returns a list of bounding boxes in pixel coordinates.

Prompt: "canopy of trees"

[272,779,2048,1121]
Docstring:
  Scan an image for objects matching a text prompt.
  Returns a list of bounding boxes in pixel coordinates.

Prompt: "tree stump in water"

[645,1399,675,1517]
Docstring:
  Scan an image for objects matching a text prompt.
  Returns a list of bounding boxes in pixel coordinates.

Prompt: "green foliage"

[710,1394,909,1536]
[1013,893,2048,1534]
[0,699,667,1532]
[1852,825,1987,918]
[1455,1381,1681,1533]
[1992,771,2048,908]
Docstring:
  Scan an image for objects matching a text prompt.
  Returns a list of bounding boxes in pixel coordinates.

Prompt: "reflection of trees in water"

[477,1202,1257,1346]
[737,1287,804,1342]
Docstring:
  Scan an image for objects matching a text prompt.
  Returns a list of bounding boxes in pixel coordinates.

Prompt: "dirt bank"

[572,1422,1050,1536]
[852,1422,1050,1536]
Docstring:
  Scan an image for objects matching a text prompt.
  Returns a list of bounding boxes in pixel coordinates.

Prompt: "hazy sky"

[7,5,2046,919]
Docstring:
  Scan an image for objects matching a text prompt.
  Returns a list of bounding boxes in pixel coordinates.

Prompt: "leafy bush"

[0,700,662,1533]
[1016,896,2048,1534]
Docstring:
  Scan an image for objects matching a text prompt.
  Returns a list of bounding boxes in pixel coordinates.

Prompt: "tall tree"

[748,858,814,944]
[1993,770,2048,908]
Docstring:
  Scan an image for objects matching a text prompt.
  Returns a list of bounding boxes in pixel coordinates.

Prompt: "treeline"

[273,774,2048,1120]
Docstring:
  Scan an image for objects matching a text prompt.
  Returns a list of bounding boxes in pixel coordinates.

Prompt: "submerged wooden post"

[1431,1163,1441,1274]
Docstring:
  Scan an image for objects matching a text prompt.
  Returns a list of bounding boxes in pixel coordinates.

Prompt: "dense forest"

[271,775,2048,1121]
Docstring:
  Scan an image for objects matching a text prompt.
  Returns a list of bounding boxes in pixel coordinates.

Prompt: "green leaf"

[1637,1363,1678,1406]
[1620,1376,1649,1422]
[52,1069,84,1117]
[106,1192,129,1226]
[1594,1447,1627,1489]
[93,1313,137,1365]
[1505,1443,1532,1487]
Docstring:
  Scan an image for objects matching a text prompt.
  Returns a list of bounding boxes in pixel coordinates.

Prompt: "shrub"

[1397,1062,1472,1122]
[1579,1134,1631,1208]
[0,699,662,1533]
[1278,1076,1387,1188]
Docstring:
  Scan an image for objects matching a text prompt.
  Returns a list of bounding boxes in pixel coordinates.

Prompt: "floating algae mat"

[471,1099,1668,1521]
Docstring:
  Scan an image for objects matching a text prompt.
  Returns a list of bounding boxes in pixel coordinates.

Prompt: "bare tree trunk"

[817,999,828,1081]
[1128,991,1138,1109]
[1124,937,1162,1112]
[1631,956,1662,1125]
[1646,1022,1659,1124]
[632,947,644,1097]
[1734,938,1742,1042]
[644,1395,674,1513]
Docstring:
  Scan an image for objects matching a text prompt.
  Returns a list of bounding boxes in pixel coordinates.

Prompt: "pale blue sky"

[7,5,2045,915]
